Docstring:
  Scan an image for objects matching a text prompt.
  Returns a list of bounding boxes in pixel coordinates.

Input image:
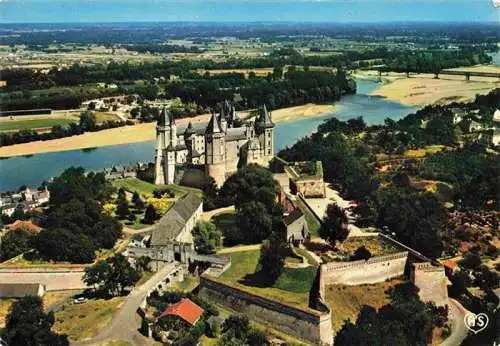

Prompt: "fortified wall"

[411,262,449,307]
[319,251,408,294]
[0,267,87,291]
[199,276,333,345]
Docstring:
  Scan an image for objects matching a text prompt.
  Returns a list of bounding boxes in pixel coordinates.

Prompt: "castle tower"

[205,112,226,186]
[184,122,196,163]
[165,144,176,184]
[256,104,275,160]
[154,107,169,185]
[219,113,228,133]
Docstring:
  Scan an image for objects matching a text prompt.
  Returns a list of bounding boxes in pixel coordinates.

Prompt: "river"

[0,79,418,191]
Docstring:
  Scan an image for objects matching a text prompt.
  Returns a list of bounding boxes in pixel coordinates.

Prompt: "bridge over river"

[376,68,500,81]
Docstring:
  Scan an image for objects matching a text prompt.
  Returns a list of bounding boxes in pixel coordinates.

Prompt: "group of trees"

[32,167,121,263]
[216,315,269,346]
[335,283,449,346]
[279,122,378,200]
[0,168,122,263]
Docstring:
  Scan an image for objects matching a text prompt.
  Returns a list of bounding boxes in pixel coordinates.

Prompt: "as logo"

[464,312,489,334]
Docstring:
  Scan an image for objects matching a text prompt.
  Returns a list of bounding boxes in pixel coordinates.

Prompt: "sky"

[0,0,499,23]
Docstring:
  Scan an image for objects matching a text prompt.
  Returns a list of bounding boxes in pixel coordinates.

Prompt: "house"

[159,298,204,327]
[451,107,466,125]
[283,209,310,244]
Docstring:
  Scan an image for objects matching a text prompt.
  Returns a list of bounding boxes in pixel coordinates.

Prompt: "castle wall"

[0,267,87,291]
[320,252,408,290]
[291,178,326,198]
[411,263,449,306]
[199,276,333,345]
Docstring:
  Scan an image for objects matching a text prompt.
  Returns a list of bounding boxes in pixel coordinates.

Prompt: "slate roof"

[283,209,304,226]
[160,298,204,326]
[150,193,202,246]
[206,112,221,134]
[225,127,247,142]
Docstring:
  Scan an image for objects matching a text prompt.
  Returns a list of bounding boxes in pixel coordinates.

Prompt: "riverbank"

[355,67,499,106]
[0,103,335,158]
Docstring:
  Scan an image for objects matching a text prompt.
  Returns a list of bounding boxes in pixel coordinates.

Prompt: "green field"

[219,249,316,308]
[0,118,76,132]
[111,178,202,198]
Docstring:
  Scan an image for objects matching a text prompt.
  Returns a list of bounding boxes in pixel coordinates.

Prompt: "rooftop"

[159,298,204,326]
[150,193,202,246]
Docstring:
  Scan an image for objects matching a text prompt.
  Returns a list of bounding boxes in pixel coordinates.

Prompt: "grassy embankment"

[218,249,316,309]
[325,279,404,333]
[53,297,125,342]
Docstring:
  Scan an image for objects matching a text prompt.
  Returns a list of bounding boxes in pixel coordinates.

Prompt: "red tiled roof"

[7,220,42,233]
[159,298,204,326]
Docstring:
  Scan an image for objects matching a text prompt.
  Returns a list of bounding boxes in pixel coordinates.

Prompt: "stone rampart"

[411,262,449,306]
[0,267,87,291]
[199,276,333,345]
[320,251,408,290]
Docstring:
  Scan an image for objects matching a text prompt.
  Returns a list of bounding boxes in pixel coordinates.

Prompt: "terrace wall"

[319,251,408,293]
[199,276,333,345]
[0,267,87,291]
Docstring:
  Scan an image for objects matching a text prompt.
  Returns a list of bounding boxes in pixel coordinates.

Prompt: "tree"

[116,199,130,219]
[259,220,288,283]
[4,295,69,346]
[223,315,250,340]
[143,204,158,224]
[0,229,34,261]
[319,204,349,248]
[236,201,273,244]
[79,110,97,131]
[202,176,220,211]
[351,246,372,261]
[192,221,222,254]
[84,254,140,296]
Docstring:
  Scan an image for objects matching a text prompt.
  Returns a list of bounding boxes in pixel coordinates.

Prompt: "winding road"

[73,262,177,346]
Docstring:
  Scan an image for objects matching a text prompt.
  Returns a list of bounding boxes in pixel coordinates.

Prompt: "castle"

[154,102,275,186]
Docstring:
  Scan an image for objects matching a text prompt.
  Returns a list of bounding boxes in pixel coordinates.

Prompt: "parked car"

[73,297,87,304]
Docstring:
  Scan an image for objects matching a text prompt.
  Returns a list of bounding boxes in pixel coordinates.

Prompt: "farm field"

[0,118,77,132]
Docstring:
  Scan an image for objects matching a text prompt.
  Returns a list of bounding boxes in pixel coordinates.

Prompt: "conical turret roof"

[206,112,221,134]
[258,104,274,129]
[184,122,195,137]
[158,106,174,126]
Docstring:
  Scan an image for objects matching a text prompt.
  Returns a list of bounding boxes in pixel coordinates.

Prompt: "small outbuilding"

[283,209,310,244]
[159,298,204,327]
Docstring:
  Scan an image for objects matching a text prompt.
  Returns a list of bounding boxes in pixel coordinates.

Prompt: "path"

[73,262,177,346]
[216,244,261,254]
[201,206,235,222]
[440,298,470,346]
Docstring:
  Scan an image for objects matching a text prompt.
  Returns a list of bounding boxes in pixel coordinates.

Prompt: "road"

[440,298,470,346]
[73,262,177,346]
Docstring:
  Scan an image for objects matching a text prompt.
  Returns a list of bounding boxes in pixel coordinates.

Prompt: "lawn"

[218,249,316,308]
[294,198,321,238]
[53,297,125,341]
[0,118,76,132]
[112,178,202,198]
[324,279,404,332]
